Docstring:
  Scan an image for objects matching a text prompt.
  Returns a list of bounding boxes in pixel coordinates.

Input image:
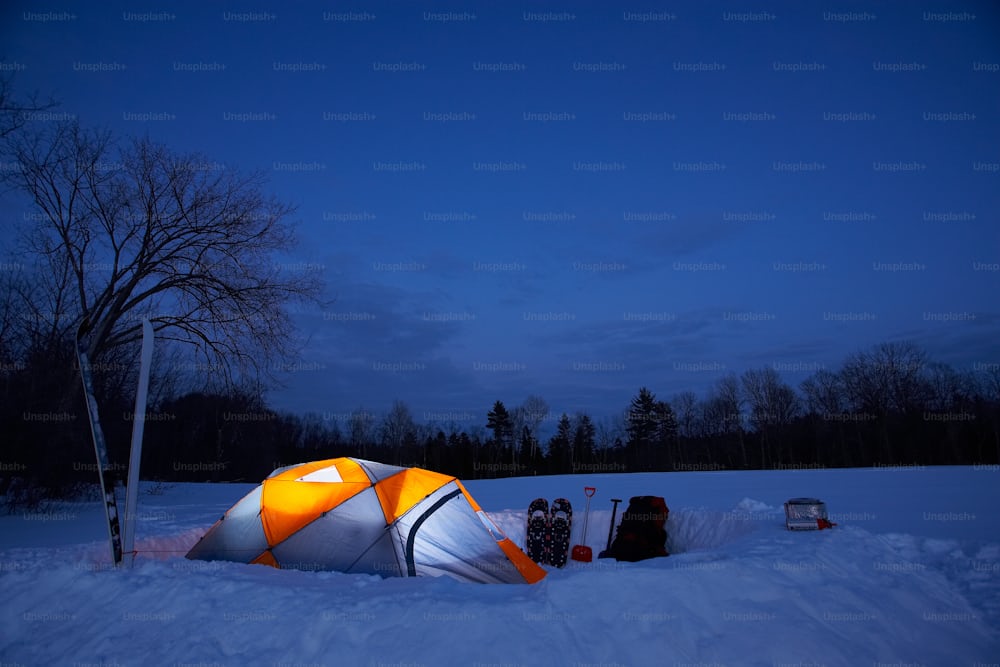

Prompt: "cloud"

[901,312,1000,370]
[275,278,485,413]
[635,214,749,260]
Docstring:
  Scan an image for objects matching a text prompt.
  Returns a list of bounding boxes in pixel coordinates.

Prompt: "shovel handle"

[584,486,596,497]
[604,498,623,552]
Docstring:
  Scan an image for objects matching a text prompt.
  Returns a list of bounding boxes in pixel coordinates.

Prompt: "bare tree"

[686,377,743,467]
[840,341,928,462]
[0,69,58,139]
[923,362,977,413]
[714,373,747,467]
[672,391,698,439]
[841,342,928,416]
[979,364,1000,403]
[741,367,800,466]
[2,237,80,360]
[971,363,1000,464]
[511,394,549,461]
[800,369,849,464]
[380,399,416,465]
[800,369,844,417]
[0,268,24,362]
[348,407,377,459]
[594,414,624,465]
[5,121,322,384]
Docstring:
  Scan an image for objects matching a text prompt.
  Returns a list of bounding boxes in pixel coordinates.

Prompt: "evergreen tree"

[572,413,596,472]
[486,400,513,441]
[547,414,573,474]
[486,400,514,471]
[626,387,659,470]
[653,400,679,470]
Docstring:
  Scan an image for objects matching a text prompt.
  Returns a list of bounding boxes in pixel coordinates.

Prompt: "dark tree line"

[3,338,998,506]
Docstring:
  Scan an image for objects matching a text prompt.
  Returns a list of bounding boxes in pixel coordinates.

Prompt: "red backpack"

[607,496,669,562]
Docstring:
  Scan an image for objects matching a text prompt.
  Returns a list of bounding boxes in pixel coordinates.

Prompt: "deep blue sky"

[3,1,999,427]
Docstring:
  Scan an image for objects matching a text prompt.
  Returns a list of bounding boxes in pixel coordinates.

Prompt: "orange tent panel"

[250,549,278,568]
[496,538,546,584]
[374,468,455,524]
[261,478,369,545]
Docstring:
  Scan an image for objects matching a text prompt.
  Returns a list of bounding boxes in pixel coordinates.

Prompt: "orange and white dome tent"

[186,457,546,584]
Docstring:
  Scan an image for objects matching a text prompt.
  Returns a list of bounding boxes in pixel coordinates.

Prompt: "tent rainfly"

[186,457,546,584]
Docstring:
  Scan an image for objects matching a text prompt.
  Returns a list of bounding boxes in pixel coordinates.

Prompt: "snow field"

[1,466,998,666]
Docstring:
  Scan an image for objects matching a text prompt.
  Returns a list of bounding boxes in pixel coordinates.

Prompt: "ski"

[526,498,549,565]
[548,498,573,568]
[122,318,154,567]
[76,325,124,566]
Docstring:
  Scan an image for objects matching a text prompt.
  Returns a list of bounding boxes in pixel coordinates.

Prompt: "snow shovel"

[571,486,597,562]
[598,497,623,559]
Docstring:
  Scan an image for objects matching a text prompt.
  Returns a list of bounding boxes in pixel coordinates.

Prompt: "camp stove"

[784,497,836,530]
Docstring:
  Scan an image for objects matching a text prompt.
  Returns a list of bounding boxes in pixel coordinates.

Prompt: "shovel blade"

[571,545,593,562]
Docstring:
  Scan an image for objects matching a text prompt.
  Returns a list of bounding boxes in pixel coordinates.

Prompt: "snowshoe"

[549,498,573,568]
[526,498,550,565]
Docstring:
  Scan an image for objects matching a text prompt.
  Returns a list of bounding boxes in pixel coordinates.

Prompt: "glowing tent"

[186,457,545,584]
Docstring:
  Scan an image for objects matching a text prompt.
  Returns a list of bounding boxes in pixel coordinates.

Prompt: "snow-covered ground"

[2,465,999,666]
